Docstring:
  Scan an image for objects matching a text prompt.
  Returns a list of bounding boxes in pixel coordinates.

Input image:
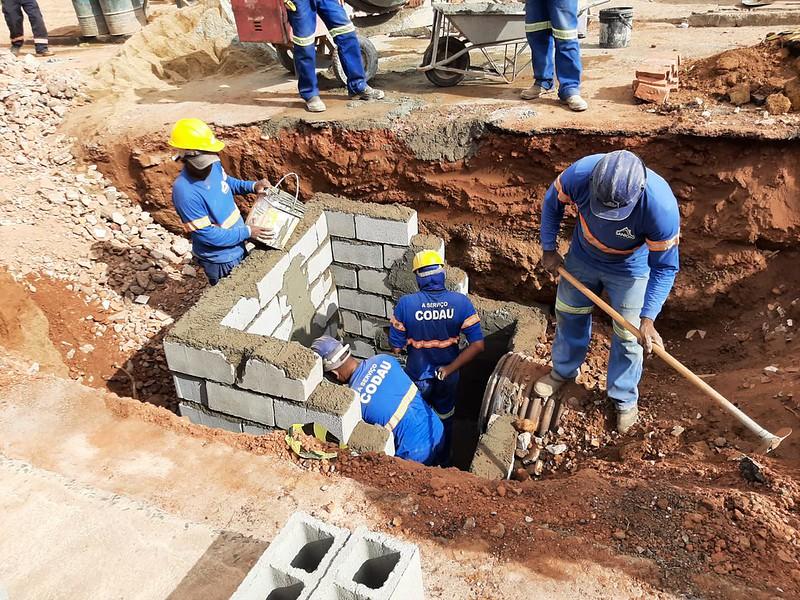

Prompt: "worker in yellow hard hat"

[169,118,274,285]
[388,249,485,464]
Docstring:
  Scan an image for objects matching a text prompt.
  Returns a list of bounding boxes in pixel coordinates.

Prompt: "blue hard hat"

[589,150,647,221]
[311,335,351,372]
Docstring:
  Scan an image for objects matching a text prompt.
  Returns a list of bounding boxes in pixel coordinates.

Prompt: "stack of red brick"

[632,55,681,103]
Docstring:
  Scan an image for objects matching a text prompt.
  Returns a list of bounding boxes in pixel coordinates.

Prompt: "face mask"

[184,161,213,180]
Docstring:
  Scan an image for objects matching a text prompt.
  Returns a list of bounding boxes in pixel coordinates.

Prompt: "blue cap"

[589,151,646,221]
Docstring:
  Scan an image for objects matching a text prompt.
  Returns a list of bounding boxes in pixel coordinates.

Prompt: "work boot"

[563,95,589,112]
[35,48,54,57]
[352,85,384,101]
[520,83,553,100]
[305,96,326,113]
[9,45,21,57]
[616,406,639,434]
[533,370,567,398]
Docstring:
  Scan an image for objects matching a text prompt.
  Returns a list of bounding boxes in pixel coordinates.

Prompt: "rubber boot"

[616,406,639,434]
[534,370,566,398]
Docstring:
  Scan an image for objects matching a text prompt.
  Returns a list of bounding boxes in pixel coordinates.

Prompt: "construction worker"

[536,150,680,433]
[2,0,52,56]
[311,336,445,465]
[388,250,485,458]
[285,0,384,113]
[169,118,274,285]
[522,0,587,111]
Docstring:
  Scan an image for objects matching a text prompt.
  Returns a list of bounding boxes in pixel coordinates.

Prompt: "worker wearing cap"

[536,150,680,433]
[284,0,384,113]
[522,0,587,112]
[169,118,275,286]
[311,335,445,465]
[388,250,485,457]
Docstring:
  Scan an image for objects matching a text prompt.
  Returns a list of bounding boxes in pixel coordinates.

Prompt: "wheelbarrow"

[419,0,609,87]
[230,0,379,86]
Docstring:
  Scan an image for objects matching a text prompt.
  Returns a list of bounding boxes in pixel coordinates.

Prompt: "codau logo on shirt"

[415,301,453,321]
[615,226,635,240]
[356,360,392,405]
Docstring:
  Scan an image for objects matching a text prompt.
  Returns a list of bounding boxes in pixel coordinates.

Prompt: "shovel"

[558,267,792,453]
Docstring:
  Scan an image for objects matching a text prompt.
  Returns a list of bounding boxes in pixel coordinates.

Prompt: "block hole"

[352,550,401,590]
[290,535,335,573]
[266,582,304,600]
[264,567,304,600]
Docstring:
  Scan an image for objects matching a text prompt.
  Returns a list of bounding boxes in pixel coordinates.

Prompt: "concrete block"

[470,414,517,480]
[361,317,388,340]
[314,527,424,600]
[332,240,383,269]
[324,210,356,238]
[277,294,292,317]
[231,512,350,600]
[348,422,395,457]
[164,340,236,385]
[172,373,207,405]
[178,402,243,433]
[411,233,445,259]
[331,264,357,289]
[348,338,376,359]
[312,288,339,332]
[256,253,292,307]
[306,241,333,284]
[289,219,323,264]
[206,381,275,426]
[358,269,391,296]
[273,315,294,341]
[243,423,270,436]
[383,245,408,269]
[341,310,362,336]
[273,398,308,430]
[220,296,261,331]
[275,382,361,443]
[315,210,329,244]
[310,271,334,309]
[385,299,394,320]
[338,289,386,317]
[355,212,418,246]
[247,296,282,337]
[239,355,323,403]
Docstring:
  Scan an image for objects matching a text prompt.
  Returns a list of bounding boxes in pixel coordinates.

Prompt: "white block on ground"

[332,240,383,269]
[272,315,294,341]
[256,253,291,307]
[206,381,275,426]
[178,402,243,433]
[358,269,391,296]
[220,296,261,331]
[314,526,424,600]
[324,210,356,238]
[338,289,386,317]
[355,212,417,246]
[238,355,322,403]
[172,373,207,405]
[330,264,357,289]
[246,296,282,337]
[164,341,236,385]
[341,310,361,335]
[231,512,350,600]
[383,245,408,269]
[306,241,333,284]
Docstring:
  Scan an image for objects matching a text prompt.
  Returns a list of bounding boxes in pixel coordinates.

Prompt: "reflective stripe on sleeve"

[646,233,680,252]
[406,337,459,349]
[390,315,406,332]
[461,314,480,329]
[329,23,355,37]
[579,214,640,255]
[384,383,417,432]
[525,21,551,32]
[183,216,212,232]
[220,207,241,229]
[292,34,316,46]
[555,297,593,315]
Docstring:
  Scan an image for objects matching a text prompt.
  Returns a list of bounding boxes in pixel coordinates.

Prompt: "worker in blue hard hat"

[311,335,445,465]
[537,150,681,434]
[388,250,485,461]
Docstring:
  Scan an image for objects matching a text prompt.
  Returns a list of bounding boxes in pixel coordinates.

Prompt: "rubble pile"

[0,53,206,400]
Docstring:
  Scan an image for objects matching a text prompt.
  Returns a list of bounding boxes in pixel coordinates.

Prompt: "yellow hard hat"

[412,249,444,272]
[168,118,225,152]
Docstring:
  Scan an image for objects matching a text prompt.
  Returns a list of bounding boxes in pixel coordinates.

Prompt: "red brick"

[634,82,670,103]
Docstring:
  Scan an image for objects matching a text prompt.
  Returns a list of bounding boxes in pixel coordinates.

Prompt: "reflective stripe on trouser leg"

[549,0,582,98]
[285,0,320,100]
[525,0,555,89]
[315,0,366,95]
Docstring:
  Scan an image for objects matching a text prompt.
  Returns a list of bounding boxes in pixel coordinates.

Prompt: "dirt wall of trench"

[87,125,800,320]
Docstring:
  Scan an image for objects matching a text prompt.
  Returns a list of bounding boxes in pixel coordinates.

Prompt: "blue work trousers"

[2,0,48,52]
[286,0,366,99]
[416,373,459,460]
[552,252,648,410]
[197,257,243,286]
[525,0,582,99]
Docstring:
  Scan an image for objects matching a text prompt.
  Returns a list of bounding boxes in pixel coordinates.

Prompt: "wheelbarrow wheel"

[422,36,468,87]
[275,45,296,74]
[333,34,379,85]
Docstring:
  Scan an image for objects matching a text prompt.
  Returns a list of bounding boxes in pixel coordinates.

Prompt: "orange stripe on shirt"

[407,337,459,349]
[390,316,406,332]
[461,314,480,329]
[578,213,640,256]
[554,174,572,204]
[646,233,680,252]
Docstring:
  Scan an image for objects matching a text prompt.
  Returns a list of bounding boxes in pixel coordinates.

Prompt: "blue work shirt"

[171,161,255,264]
[349,354,444,465]
[388,272,484,381]
[540,154,681,320]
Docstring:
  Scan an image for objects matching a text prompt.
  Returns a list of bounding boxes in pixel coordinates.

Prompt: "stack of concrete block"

[232,513,424,600]
[632,54,681,104]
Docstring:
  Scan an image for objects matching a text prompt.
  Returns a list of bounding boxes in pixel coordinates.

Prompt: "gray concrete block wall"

[172,373,207,405]
[206,381,276,426]
[178,401,244,433]
[274,384,361,443]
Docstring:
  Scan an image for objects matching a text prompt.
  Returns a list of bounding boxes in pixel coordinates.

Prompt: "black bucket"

[598,7,634,49]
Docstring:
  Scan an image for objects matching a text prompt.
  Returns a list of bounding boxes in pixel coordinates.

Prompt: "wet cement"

[307,380,357,415]
[469,414,517,480]
[346,421,392,455]
[282,254,320,347]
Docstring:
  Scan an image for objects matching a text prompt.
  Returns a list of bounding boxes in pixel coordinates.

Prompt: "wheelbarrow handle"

[557,266,791,452]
